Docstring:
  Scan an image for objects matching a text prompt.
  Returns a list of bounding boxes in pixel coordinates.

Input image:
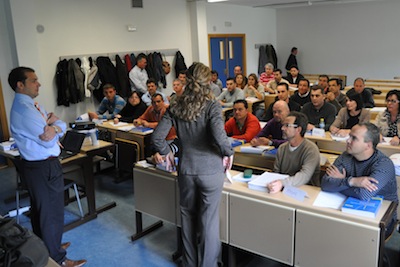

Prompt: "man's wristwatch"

[52,125,59,134]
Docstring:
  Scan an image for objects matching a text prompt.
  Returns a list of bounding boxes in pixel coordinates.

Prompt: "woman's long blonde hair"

[169,62,214,121]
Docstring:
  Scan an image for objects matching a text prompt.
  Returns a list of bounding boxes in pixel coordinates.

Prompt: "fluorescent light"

[207,0,228,3]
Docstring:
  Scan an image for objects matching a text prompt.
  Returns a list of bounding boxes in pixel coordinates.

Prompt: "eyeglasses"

[386,99,399,104]
[282,123,298,128]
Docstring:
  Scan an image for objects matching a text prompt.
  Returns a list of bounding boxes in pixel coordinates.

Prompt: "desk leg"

[172,226,182,261]
[131,211,163,241]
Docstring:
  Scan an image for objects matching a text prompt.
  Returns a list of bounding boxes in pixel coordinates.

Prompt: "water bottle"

[319,118,325,129]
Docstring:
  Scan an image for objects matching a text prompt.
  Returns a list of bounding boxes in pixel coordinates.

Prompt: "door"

[209,34,246,86]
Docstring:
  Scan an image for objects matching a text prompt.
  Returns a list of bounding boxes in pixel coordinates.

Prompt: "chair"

[13,159,84,223]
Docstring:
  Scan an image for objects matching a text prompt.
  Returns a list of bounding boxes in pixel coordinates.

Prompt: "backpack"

[0,218,49,267]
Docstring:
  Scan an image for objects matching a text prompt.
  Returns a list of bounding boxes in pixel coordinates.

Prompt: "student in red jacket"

[225,99,261,142]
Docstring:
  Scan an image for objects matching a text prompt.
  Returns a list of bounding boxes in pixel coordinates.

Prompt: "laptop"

[58,131,86,160]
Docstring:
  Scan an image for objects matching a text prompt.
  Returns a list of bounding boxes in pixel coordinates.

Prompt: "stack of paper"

[0,141,17,151]
[341,196,383,218]
[240,145,273,154]
[248,172,289,192]
[131,126,154,134]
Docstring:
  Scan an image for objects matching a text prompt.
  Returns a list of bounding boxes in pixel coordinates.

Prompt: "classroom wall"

[276,0,400,85]
[205,3,277,76]
[5,0,193,124]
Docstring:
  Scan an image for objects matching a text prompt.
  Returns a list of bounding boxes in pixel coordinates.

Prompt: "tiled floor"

[1,165,399,266]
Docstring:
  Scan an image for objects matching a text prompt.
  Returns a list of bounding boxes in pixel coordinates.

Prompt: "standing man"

[88,83,126,120]
[129,53,149,94]
[291,78,311,108]
[268,111,320,193]
[301,85,337,131]
[321,123,398,238]
[8,67,86,267]
[285,47,298,73]
[347,77,375,108]
[225,100,261,142]
[141,78,169,106]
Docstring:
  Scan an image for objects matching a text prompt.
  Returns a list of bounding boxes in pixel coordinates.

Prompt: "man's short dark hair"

[289,65,299,70]
[273,69,282,74]
[136,53,147,62]
[298,78,310,87]
[311,85,324,94]
[211,70,219,76]
[354,77,365,84]
[226,77,235,83]
[277,82,289,91]
[329,78,343,89]
[179,70,186,76]
[146,78,157,85]
[288,111,308,137]
[319,74,329,81]
[233,99,248,109]
[359,122,380,149]
[151,93,163,101]
[291,47,298,53]
[102,83,115,91]
[8,67,35,91]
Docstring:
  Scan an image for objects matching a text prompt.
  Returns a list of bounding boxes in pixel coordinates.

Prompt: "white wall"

[276,0,400,85]
[206,3,277,75]
[6,0,193,124]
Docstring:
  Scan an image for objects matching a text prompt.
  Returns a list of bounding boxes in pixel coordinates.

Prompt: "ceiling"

[207,0,386,8]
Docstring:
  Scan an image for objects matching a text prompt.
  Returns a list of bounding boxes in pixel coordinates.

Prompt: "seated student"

[291,78,311,108]
[168,78,185,101]
[326,78,346,109]
[211,70,223,90]
[267,111,320,194]
[285,65,304,88]
[330,90,370,137]
[347,77,375,108]
[250,100,289,148]
[265,69,289,94]
[375,89,400,145]
[114,91,147,123]
[216,77,245,108]
[317,74,329,94]
[88,83,126,120]
[243,73,265,118]
[178,70,187,86]
[321,123,398,238]
[259,63,275,88]
[301,85,337,131]
[235,74,247,89]
[263,83,301,122]
[225,100,261,142]
[134,93,176,140]
[141,78,169,106]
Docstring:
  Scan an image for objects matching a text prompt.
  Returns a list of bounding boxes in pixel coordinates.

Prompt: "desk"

[306,132,400,157]
[132,165,395,267]
[1,141,116,231]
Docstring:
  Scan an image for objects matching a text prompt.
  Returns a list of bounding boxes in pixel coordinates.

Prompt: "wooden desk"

[245,97,263,114]
[132,165,394,267]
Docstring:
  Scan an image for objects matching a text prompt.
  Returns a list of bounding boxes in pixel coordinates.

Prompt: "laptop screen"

[61,131,86,153]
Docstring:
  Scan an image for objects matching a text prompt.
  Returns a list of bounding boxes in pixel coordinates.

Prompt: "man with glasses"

[268,111,320,194]
[321,123,397,238]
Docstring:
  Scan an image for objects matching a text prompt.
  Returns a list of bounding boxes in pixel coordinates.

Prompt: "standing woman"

[376,89,400,145]
[152,62,233,267]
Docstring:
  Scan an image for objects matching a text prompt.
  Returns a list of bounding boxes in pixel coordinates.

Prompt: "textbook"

[131,126,154,134]
[248,172,289,192]
[231,139,246,148]
[341,195,383,218]
[240,145,274,154]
